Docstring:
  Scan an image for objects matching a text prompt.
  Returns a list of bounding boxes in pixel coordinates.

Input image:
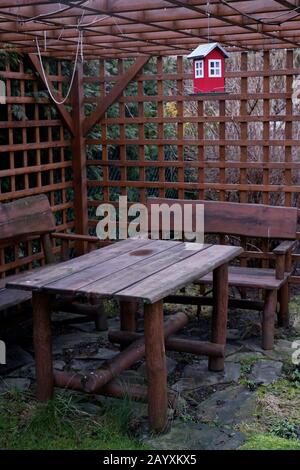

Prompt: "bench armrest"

[51,232,100,243]
[51,232,110,260]
[273,240,298,255]
[274,240,297,280]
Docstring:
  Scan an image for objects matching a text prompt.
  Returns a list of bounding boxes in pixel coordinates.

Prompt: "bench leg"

[278,284,290,328]
[209,262,228,372]
[32,291,53,402]
[262,290,277,350]
[144,300,168,433]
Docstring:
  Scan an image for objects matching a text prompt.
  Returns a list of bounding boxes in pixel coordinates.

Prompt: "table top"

[7,239,243,304]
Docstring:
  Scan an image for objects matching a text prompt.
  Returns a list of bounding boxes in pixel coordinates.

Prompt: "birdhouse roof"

[187,42,229,60]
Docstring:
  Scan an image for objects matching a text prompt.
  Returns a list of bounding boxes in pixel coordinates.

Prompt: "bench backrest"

[0,195,56,251]
[146,198,298,240]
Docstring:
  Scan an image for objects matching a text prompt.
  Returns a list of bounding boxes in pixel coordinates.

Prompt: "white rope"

[35,30,83,105]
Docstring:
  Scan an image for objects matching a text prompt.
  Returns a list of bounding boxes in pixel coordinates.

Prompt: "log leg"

[91,296,107,331]
[262,290,278,350]
[32,291,53,401]
[277,283,289,328]
[209,263,228,372]
[144,300,168,433]
[120,301,137,332]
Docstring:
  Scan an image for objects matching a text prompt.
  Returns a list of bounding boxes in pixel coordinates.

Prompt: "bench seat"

[0,273,33,312]
[146,197,299,350]
[197,266,290,290]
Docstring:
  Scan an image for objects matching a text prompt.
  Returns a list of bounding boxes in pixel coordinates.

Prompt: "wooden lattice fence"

[0,53,73,277]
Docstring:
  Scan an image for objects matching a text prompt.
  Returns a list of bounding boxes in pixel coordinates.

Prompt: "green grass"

[240,434,300,451]
[0,389,147,450]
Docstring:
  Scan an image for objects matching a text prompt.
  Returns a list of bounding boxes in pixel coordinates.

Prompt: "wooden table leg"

[144,300,168,433]
[120,300,137,332]
[209,262,228,372]
[32,291,53,401]
[91,295,107,331]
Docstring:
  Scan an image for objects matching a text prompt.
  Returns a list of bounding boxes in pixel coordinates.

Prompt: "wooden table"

[7,238,242,433]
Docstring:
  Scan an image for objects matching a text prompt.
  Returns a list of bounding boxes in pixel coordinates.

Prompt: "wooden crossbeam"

[165,0,300,48]
[82,55,150,136]
[273,0,300,8]
[27,53,74,136]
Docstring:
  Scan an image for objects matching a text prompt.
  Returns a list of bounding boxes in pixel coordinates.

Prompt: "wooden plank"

[198,266,289,290]
[116,245,242,303]
[27,54,74,136]
[6,239,154,291]
[147,198,298,239]
[0,195,56,242]
[82,56,150,136]
[81,242,211,297]
[43,240,182,295]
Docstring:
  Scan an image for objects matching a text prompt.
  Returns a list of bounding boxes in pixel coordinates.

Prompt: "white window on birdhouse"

[194,60,204,78]
[208,59,222,78]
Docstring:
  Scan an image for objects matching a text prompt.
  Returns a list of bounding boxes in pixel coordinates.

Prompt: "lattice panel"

[85,51,300,224]
[84,51,300,283]
[0,53,73,277]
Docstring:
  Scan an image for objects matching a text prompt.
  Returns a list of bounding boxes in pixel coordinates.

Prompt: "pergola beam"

[165,0,300,47]
[1,1,300,56]
[273,0,300,8]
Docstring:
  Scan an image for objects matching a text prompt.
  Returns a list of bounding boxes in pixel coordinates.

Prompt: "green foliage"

[0,49,21,71]
[240,433,300,450]
[269,420,298,440]
[11,104,28,121]
[0,390,146,450]
[240,355,259,376]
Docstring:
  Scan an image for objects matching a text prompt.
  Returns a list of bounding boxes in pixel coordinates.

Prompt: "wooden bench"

[147,198,299,350]
[0,195,107,330]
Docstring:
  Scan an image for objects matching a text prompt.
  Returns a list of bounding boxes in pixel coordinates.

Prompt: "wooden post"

[120,300,137,332]
[209,263,228,372]
[262,290,277,350]
[71,62,88,256]
[41,233,55,265]
[144,300,168,433]
[32,291,53,401]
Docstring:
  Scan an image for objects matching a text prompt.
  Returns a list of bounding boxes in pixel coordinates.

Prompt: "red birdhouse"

[187,43,229,94]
